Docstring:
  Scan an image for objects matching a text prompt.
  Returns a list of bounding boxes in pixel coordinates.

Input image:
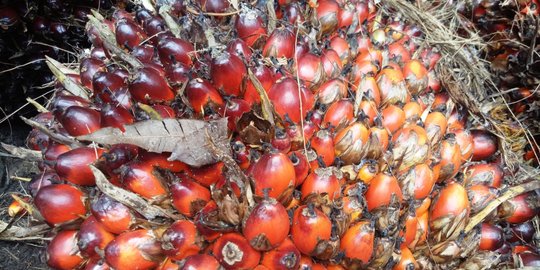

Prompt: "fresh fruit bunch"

[9,0,539,269]
[0,0,118,117]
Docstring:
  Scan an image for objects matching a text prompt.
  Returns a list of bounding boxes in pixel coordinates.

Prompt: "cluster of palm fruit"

[8,0,540,269]
[0,0,117,116]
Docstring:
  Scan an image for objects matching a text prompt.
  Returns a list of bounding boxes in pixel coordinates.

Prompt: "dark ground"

[0,118,47,269]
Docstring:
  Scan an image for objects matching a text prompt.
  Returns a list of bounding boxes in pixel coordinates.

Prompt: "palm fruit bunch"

[0,0,117,117]
[8,0,540,269]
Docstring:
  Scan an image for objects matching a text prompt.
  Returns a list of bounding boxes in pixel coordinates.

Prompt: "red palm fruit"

[78,216,115,258]
[424,111,448,145]
[139,151,188,173]
[193,201,224,241]
[330,36,351,64]
[91,195,135,234]
[350,60,378,88]
[296,53,325,89]
[129,67,176,103]
[338,2,355,28]
[321,49,343,78]
[120,161,167,200]
[223,98,250,131]
[243,64,275,105]
[115,18,146,51]
[55,147,103,186]
[92,71,127,95]
[381,104,405,134]
[182,254,220,270]
[366,126,390,159]
[186,162,224,187]
[403,60,428,94]
[156,258,179,270]
[282,2,304,24]
[387,42,411,64]
[392,124,430,171]
[80,57,106,90]
[365,173,403,211]
[453,128,474,161]
[427,70,441,92]
[298,256,314,269]
[243,196,290,251]
[435,134,463,182]
[316,78,347,105]
[311,130,335,166]
[517,252,540,267]
[152,104,176,118]
[52,95,91,118]
[157,36,194,67]
[356,49,383,67]
[471,129,498,161]
[377,67,409,106]
[27,128,50,151]
[251,152,296,199]
[467,184,497,214]
[479,223,504,251]
[100,144,139,172]
[211,52,247,96]
[261,238,301,270]
[227,38,253,60]
[47,230,84,270]
[199,0,230,13]
[289,151,309,186]
[322,99,354,130]
[215,176,242,197]
[263,27,295,58]
[132,44,156,63]
[356,76,382,107]
[401,212,418,248]
[268,77,315,123]
[301,168,342,200]
[232,140,251,169]
[100,104,134,132]
[508,221,535,244]
[359,100,378,125]
[213,233,261,270]
[291,205,332,255]
[316,0,340,35]
[105,229,163,270]
[161,220,202,260]
[165,63,190,87]
[35,184,86,226]
[170,174,211,217]
[85,258,110,270]
[340,221,375,266]
[43,143,71,163]
[411,163,435,200]
[271,128,292,153]
[498,192,538,223]
[334,121,370,164]
[185,78,225,114]
[430,182,470,241]
[393,245,418,270]
[235,9,266,47]
[60,106,101,136]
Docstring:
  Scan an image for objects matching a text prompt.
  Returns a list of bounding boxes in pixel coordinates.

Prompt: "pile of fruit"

[4,0,539,269]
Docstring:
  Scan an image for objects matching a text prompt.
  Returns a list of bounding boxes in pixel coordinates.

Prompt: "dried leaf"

[0,221,49,241]
[78,118,229,167]
[46,56,90,100]
[247,69,275,125]
[90,166,181,220]
[236,111,274,146]
[1,143,42,161]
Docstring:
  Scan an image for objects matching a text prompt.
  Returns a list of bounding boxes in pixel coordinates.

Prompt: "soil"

[0,118,47,269]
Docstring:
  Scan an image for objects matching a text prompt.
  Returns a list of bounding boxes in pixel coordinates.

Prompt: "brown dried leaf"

[1,143,42,161]
[78,118,228,167]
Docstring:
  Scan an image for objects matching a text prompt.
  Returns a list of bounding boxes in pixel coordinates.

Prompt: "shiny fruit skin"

[464,163,503,188]
[479,223,504,251]
[91,195,134,234]
[430,182,470,222]
[291,205,332,255]
[78,216,115,258]
[129,67,176,103]
[471,129,498,161]
[365,173,403,211]
[60,106,101,136]
[301,168,341,200]
[181,254,221,270]
[170,175,211,217]
[211,52,247,96]
[263,27,295,58]
[268,77,315,123]
[120,161,167,200]
[35,184,87,226]
[498,192,538,223]
[185,78,225,114]
[340,221,375,265]
[393,245,418,270]
[55,147,104,186]
[212,233,261,270]
[261,238,301,270]
[47,230,84,270]
[161,220,202,260]
[105,229,163,270]
[243,197,290,251]
[250,152,296,199]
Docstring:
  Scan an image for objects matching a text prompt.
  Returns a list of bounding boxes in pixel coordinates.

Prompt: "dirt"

[0,119,47,269]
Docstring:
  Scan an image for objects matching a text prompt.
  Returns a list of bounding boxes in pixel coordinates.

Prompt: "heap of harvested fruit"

[6,0,539,269]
